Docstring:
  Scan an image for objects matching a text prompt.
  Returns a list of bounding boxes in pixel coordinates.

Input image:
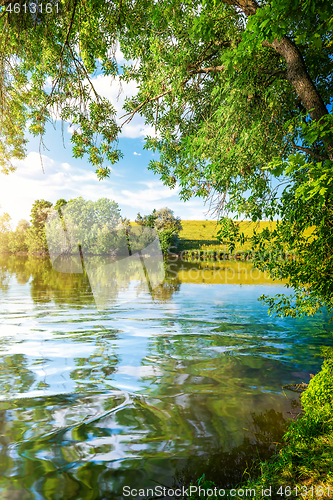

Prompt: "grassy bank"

[183,351,333,499]
[177,221,277,253]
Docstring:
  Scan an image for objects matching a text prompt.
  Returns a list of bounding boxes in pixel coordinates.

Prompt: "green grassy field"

[177,220,278,252]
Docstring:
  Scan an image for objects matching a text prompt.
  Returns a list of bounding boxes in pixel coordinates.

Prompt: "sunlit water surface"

[0,256,332,499]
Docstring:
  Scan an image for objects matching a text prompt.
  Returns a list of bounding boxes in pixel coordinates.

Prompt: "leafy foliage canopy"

[1,0,333,314]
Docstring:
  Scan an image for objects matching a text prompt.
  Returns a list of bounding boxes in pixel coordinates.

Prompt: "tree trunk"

[262,37,333,160]
[222,0,333,160]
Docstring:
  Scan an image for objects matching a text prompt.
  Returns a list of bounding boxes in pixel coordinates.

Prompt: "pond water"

[0,256,332,499]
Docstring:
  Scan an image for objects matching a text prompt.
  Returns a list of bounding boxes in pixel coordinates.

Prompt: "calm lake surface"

[0,256,332,499]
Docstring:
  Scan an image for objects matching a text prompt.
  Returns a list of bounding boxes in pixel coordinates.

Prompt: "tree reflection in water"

[0,395,301,499]
[0,256,324,500]
[173,407,300,490]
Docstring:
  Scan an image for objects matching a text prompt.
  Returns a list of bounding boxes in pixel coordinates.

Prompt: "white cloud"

[89,74,157,139]
[114,46,129,65]
[122,122,155,139]
[1,150,210,227]
[13,151,54,179]
[138,180,164,188]
[61,162,71,171]
[172,202,210,220]
[0,152,118,226]
[121,187,173,202]
[109,168,124,177]
[115,180,180,213]
[133,152,141,156]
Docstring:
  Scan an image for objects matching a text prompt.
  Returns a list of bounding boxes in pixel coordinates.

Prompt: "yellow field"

[178,220,278,252]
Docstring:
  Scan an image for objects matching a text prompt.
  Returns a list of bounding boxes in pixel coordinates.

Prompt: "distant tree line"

[0,200,182,255]
[0,199,65,254]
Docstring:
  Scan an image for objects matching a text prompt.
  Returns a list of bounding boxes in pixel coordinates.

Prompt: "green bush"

[136,207,182,254]
[158,229,179,254]
[301,358,333,410]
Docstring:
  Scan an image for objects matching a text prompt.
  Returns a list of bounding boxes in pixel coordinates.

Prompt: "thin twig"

[60,0,78,59]
[117,0,122,25]
[120,89,173,124]
[189,65,226,75]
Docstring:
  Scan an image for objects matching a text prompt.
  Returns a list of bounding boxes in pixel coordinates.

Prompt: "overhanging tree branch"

[220,0,333,160]
[190,65,226,74]
[293,144,328,161]
[61,0,78,59]
[222,0,259,17]
[120,88,175,125]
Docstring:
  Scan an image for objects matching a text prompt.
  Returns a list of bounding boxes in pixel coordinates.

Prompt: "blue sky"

[0,72,210,228]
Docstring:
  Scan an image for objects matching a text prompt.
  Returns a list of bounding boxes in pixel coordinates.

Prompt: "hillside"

[177,220,278,252]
